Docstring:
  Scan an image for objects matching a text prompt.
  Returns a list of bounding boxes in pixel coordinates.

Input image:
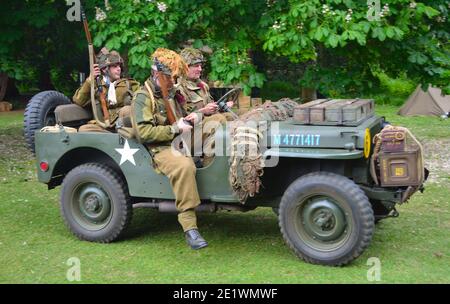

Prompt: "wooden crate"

[294,98,374,126]
[237,91,251,110]
[251,98,262,107]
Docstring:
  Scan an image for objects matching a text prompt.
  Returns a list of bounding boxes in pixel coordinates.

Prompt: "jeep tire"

[60,163,132,243]
[24,90,71,153]
[279,172,374,266]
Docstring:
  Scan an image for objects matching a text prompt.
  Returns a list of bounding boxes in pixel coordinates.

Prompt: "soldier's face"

[108,64,122,81]
[154,72,174,90]
[187,63,202,80]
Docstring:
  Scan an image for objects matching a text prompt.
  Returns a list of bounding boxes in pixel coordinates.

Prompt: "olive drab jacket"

[131,79,187,147]
[73,77,140,123]
[180,78,213,113]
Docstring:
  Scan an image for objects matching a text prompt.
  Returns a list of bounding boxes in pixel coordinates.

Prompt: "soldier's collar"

[185,79,202,90]
[146,78,161,98]
[103,76,111,86]
[146,78,177,99]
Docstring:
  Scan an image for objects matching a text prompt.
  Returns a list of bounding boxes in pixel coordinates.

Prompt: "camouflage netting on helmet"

[151,48,188,78]
[105,51,123,66]
[180,47,205,66]
[229,98,298,203]
[96,47,124,69]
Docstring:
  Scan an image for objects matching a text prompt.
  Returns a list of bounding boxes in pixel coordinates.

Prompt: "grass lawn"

[0,107,449,284]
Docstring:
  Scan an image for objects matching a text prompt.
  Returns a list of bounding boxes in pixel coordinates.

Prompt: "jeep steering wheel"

[215,87,241,111]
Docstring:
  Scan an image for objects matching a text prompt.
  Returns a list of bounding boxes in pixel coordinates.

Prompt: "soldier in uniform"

[179,47,234,118]
[129,48,208,250]
[73,48,140,132]
[179,48,236,165]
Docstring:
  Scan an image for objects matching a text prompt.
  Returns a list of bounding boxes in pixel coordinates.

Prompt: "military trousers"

[153,148,200,232]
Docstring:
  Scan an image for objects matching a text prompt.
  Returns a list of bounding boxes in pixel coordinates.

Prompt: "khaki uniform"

[131,79,201,232]
[179,79,230,162]
[180,79,213,113]
[180,78,235,122]
[73,77,140,131]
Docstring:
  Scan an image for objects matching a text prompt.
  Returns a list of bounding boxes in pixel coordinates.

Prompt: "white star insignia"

[115,140,139,166]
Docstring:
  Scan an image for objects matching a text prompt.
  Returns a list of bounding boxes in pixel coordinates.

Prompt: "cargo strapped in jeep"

[293,98,374,126]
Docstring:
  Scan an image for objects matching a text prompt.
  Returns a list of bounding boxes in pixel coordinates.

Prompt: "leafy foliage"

[0,0,87,94]
[262,0,449,95]
[0,0,448,97]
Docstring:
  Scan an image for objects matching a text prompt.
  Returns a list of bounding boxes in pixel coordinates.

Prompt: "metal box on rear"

[379,149,422,187]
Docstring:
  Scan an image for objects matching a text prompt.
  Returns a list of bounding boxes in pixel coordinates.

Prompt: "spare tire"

[23,90,71,153]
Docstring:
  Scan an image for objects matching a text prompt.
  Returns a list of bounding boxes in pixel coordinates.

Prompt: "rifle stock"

[158,72,177,125]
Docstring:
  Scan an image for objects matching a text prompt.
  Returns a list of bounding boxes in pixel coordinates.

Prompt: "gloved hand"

[177,118,193,133]
[200,103,218,115]
[184,112,200,125]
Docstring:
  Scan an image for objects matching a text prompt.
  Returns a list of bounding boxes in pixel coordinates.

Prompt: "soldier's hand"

[226,101,234,108]
[201,103,218,115]
[177,118,193,133]
[89,64,101,79]
[184,113,200,125]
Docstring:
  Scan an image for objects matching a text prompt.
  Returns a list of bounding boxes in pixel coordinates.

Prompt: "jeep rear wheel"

[279,172,374,266]
[23,90,71,153]
[60,163,132,243]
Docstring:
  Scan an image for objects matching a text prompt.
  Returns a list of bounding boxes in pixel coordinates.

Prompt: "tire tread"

[279,172,374,266]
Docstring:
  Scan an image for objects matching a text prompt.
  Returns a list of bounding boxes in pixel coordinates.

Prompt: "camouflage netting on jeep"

[229,98,298,203]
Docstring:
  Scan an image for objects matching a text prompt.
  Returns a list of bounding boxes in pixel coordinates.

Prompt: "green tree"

[262,0,449,95]
[0,0,88,94]
[1,0,449,98]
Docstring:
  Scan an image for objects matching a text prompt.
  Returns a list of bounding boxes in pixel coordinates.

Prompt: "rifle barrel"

[80,5,92,44]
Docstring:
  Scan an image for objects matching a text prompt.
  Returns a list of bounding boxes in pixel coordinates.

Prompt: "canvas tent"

[398,85,450,116]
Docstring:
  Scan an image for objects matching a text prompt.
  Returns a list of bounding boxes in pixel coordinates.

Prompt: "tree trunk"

[301,87,317,102]
[0,72,8,101]
[38,67,55,91]
[5,77,19,98]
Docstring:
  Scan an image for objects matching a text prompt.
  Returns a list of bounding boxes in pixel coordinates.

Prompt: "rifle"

[156,71,177,125]
[80,4,110,128]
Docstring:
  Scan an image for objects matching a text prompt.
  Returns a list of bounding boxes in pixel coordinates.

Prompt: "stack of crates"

[293,98,374,126]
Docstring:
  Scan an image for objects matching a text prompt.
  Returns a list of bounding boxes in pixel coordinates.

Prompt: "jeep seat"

[55,104,92,127]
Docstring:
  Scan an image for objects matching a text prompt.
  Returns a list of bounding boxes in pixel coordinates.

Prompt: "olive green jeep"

[24,90,427,266]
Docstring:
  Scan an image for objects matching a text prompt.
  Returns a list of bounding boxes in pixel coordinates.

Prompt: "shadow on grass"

[124,207,280,242]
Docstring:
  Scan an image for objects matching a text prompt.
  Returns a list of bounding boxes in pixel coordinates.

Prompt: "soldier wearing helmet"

[179,47,235,118]
[128,48,208,250]
[179,47,234,167]
[73,48,140,132]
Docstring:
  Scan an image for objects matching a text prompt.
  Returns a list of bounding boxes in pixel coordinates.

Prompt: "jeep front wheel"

[60,163,132,243]
[279,172,374,266]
